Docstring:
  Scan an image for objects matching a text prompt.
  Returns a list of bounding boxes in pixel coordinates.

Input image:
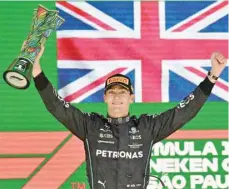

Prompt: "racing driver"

[31,43,227,189]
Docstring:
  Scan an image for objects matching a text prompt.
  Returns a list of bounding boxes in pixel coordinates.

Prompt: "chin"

[112,107,122,112]
[111,107,123,114]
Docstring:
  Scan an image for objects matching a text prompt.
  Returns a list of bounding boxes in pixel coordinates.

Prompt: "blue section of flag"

[200,15,228,32]
[57,8,95,30]
[169,71,224,102]
[88,1,134,29]
[165,1,214,30]
[126,70,135,94]
[82,88,105,102]
[58,68,92,89]
[220,67,228,81]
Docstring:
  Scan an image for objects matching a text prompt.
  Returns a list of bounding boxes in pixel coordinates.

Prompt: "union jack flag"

[56,1,228,103]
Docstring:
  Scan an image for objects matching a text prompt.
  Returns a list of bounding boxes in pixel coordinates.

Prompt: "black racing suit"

[34,72,214,189]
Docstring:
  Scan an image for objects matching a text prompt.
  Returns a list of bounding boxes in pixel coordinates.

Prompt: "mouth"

[112,102,123,106]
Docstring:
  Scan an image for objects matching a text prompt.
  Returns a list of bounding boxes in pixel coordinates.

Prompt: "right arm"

[32,44,89,140]
[34,72,90,140]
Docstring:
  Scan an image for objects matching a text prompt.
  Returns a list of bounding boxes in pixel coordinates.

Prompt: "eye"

[120,90,128,95]
[107,90,114,95]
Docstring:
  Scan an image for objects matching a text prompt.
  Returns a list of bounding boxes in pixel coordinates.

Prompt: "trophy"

[3,5,64,89]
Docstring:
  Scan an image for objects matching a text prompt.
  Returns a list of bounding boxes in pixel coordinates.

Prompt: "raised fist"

[210,52,227,78]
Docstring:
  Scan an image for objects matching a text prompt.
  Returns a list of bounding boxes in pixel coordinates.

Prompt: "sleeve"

[33,72,90,140]
[151,77,214,143]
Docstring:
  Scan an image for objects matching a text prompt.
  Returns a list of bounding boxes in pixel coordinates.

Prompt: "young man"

[32,44,227,189]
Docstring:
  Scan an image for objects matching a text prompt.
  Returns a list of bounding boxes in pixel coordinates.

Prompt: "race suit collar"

[107,114,130,125]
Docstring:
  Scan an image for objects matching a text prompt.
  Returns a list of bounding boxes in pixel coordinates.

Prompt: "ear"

[130,94,134,103]
[104,94,107,103]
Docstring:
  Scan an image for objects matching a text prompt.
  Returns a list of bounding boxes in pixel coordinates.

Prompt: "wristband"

[208,71,219,80]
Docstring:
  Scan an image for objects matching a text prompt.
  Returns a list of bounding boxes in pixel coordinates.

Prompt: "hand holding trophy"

[3,5,64,89]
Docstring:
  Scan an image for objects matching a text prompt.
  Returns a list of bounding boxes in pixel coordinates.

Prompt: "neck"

[108,112,129,118]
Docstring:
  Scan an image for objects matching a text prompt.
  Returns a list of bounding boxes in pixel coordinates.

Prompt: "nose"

[113,93,121,99]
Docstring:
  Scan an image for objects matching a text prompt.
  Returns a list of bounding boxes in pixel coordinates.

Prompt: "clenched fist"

[21,40,45,78]
[209,52,228,83]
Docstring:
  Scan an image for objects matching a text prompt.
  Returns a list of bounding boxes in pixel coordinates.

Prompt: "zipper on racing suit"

[86,138,94,189]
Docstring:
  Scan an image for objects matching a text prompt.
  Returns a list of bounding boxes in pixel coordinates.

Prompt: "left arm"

[152,77,213,143]
[152,52,227,143]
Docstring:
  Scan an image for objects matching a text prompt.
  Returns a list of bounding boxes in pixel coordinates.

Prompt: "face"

[104,85,134,118]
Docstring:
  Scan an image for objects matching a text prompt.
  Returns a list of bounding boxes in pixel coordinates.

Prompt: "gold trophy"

[3,5,64,89]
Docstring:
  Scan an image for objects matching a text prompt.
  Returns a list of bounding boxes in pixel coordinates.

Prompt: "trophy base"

[3,57,33,89]
[3,70,29,89]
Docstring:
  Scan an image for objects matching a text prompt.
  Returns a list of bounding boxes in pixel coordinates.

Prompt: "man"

[32,44,227,189]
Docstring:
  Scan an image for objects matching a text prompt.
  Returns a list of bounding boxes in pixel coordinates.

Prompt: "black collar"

[107,114,130,125]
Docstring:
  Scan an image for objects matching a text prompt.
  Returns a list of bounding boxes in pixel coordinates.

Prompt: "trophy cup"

[3,5,64,89]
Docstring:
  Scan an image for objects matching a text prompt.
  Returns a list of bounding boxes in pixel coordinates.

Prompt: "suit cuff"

[199,77,215,96]
[33,72,49,91]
